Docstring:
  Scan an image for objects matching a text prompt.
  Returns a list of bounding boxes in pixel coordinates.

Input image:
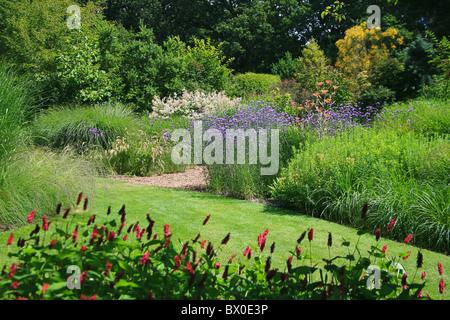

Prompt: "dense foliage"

[0,198,445,300]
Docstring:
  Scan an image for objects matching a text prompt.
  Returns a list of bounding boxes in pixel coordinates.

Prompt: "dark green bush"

[227,73,281,98]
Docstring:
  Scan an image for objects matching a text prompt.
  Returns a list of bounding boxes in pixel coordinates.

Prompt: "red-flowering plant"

[0,197,444,300]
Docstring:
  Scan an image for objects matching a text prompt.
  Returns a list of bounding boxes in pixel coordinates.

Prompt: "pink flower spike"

[42,283,49,294]
[404,234,413,244]
[42,215,49,231]
[308,228,314,242]
[203,215,211,225]
[27,209,36,223]
[438,262,444,276]
[7,233,13,246]
[387,218,396,232]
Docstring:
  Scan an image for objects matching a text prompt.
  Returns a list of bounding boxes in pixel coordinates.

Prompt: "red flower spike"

[308,228,314,242]
[42,215,49,231]
[375,229,381,241]
[270,242,275,254]
[77,193,83,205]
[42,283,49,294]
[63,208,71,219]
[228,254,237,264]
[27,209,36,223]
[382,245,387,254]
[12,281,18,290]
[49,239,56,249]
[438,262,444,276]
[186,262,195,275]
[387,218,396,232]
[404,234,413,244]
[203,214,211,225]
[140,252,151,265]
[164,224,171,238]
[439,278,445,295]
[421,271,426,280]
[221,233,231,245]
[83,198,88,211]
[401,273,407,290]
[7,233,13,246]
[296,246,302,258]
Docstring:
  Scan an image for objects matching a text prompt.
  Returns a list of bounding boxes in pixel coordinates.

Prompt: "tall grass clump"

[32,103,141,152]
[0,64,35,164]
[0,65,98,228]
[375,98,450,137]
[270,126,450,253]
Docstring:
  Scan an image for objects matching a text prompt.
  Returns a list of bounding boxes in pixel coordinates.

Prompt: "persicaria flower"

[270,242,275,254]
[375,229,381,241]
[7,233,13,246]
[186,261,195,275]
[403,251,411,260]
[11,281,18,290]
[63,208,71,219]
[416,251,423,268]
[80,245,88,252]
[221,233,231,245]
[297,231,306,244]
[203,215,211,225]
[401,273,407,290]
[42,215,49,231]
[287,256,293,273]
[439,278,445,295]
[308,228,314,242]
[296,246,302,258]
[228,254,237,264]
[438,262,444,276]
[327,232,332,247]
[214,262,221,269]
[382,245,387,254]
[49,239,56,249]
[387,218,396,232]
[27,209,36,223]
[42,283,49,294]
[140,252,151,265]
[404,234,413,244]
[77,192,83,205]
[243,246,251,256]
[164,224,171,238]
[8,263,19,279]
[105,262,112,276]
[421,271,426,280]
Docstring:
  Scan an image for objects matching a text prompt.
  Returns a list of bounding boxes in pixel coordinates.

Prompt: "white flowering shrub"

[149,90,241,119]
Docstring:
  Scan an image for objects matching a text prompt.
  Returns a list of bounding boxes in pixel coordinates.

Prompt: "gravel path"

[112,166,207,192]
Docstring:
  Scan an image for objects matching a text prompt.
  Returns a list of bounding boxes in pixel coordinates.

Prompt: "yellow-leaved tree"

[335,22,403,77]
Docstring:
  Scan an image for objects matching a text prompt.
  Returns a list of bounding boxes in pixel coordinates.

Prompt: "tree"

[335,22,403,77]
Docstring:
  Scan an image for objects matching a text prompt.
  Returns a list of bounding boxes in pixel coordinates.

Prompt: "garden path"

[112,166,207,192]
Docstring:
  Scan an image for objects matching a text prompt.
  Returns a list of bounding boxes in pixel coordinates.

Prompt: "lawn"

[2,178,448,299]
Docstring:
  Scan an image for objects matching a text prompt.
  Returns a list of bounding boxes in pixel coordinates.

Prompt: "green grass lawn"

[1,178,448,299]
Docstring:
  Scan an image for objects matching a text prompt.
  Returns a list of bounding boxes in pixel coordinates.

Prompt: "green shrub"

[270,126,450,253]
[227,73,281,98]
[271,52,301,80]
[0,64,35,164]
[1,199,442,300]
[32,103,140,152]
[39,34,115,104]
